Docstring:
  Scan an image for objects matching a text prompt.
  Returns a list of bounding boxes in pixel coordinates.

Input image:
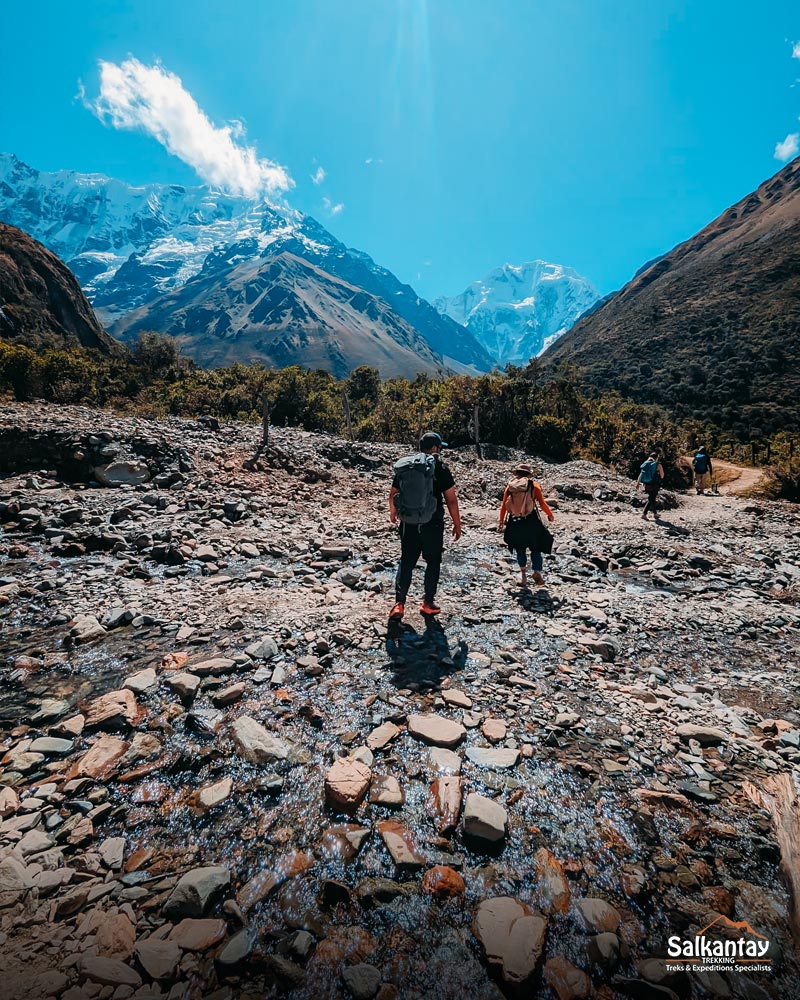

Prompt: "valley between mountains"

[1,404,799,1000]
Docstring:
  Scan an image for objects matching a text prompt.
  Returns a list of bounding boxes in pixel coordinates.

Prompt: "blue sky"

[1,1,799,298]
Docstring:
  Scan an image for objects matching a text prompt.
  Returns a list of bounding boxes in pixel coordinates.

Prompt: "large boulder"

[473,897,547,984]
[163,866,231,919]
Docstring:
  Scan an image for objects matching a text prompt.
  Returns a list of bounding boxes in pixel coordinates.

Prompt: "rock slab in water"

[407,714,466,748]
[473,896,547,984]
[463,792,507,842]
[231,716,290,764]
[325,758,371,813]
[163,865,231,918]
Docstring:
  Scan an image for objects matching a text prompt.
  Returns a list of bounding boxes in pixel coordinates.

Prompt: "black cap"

[419,431,448,451]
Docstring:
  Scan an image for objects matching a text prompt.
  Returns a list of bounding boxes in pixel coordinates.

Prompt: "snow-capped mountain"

[435,260,600,365]
[0,153,493,372]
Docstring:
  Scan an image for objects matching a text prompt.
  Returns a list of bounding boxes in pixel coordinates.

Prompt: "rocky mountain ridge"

[0,154,493,374]
[542,157,800,437]
[0,223,120,356]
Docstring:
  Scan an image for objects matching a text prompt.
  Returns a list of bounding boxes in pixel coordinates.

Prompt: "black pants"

[644,486,660,515]
[395,520,444,603]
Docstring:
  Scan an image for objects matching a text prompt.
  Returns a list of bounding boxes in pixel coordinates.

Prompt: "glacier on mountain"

[434,260,599,365]
[0,153,494,370]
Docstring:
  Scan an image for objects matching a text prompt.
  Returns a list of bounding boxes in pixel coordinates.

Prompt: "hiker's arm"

[444,486,462,540]
[657,464,665,480]
[534,484,555,521]
[707,458,713,474]
[498,487,509,529]
[389,486,399,524]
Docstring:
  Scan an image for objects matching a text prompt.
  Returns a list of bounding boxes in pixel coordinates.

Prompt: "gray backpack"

[393,453,437,524]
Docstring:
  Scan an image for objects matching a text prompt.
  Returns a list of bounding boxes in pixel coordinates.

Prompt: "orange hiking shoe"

[420,599,441,615]
[389,602,405,620]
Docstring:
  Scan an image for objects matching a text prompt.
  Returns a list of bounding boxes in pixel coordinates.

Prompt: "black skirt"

[504,514,544,553]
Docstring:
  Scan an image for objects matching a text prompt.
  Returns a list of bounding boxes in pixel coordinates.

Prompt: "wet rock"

[473,897,547,984]
[442,689,472,709]
[408,714,466,748]
[169,918,227,951]
[123,667,157,694]
[543,956,592,1000]
[30,698,70,723]
[166,671,201,702]
[237,851,315,910]
[429,748,462,773]
[575,897,621,933]
[376,820,424,869]
[581,638,617,662]
[430,775,464,835]
[534,848,571,914]
[84,688,138,728]
[465,747,519,770]
[587,932,622,973]
[325,757,371,813]
[212,682,246,706]
[421,865,466,898]
[69,614,106,644]
[342,963,382,999]
[194,777,233,811]
[67,735,129,780]
[366,721,400,751]
[481,718,507,743]
[231,716,290,764]
[163,865,231,918]
[190,656,237,675]
[369,775,404,806]
[80,955,142,988]
[217,928,253,966]
[319,824,371,862]
[463,792,507,843]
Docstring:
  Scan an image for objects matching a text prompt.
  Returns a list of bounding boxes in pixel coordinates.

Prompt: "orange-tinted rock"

[421,865,466,898]
[376,820,424,869]
[66,735,129,780]
[169,918,227,951]
[83,689,138,728]
[701,885,735,917]
[319,824,370,862]
[543,956,592,1000]
[238,851,316,910]
[95,911,136,960]
[534,848,571,914]
[324,757,371,813]
[429,775,463,835]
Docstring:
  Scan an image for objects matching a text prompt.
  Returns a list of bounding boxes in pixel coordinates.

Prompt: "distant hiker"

[389,431,462,619]
[692,446,713,494]
[638,453,665,520]
[498,464,554,588]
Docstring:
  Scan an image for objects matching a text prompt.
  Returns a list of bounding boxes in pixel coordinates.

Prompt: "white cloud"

[793,41,800,59]
[322,196,344,216]
[775,132,799,161]
[311,165,326,185]
[90,58,293,199]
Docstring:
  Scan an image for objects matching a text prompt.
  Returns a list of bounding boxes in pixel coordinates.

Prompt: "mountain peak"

[435,259,599,365]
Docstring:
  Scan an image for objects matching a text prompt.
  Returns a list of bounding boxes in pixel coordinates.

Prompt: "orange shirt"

[499,480,553,523]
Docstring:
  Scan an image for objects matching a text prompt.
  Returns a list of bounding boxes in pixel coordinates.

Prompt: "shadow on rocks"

[384,616,469,691]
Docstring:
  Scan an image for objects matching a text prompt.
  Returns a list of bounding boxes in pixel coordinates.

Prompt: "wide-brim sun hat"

[512,464,533,476]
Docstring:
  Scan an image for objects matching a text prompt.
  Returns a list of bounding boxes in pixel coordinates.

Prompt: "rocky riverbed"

[1,403,799,1000]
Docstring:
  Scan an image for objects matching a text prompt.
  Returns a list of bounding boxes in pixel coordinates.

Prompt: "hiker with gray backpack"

[638,453,665,520]
[389,432,462,619]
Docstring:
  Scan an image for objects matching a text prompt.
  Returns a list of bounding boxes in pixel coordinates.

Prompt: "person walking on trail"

[638,453,665,520]
[498,464,554,588]
[388,432,462,619]
[692,446,713,494]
